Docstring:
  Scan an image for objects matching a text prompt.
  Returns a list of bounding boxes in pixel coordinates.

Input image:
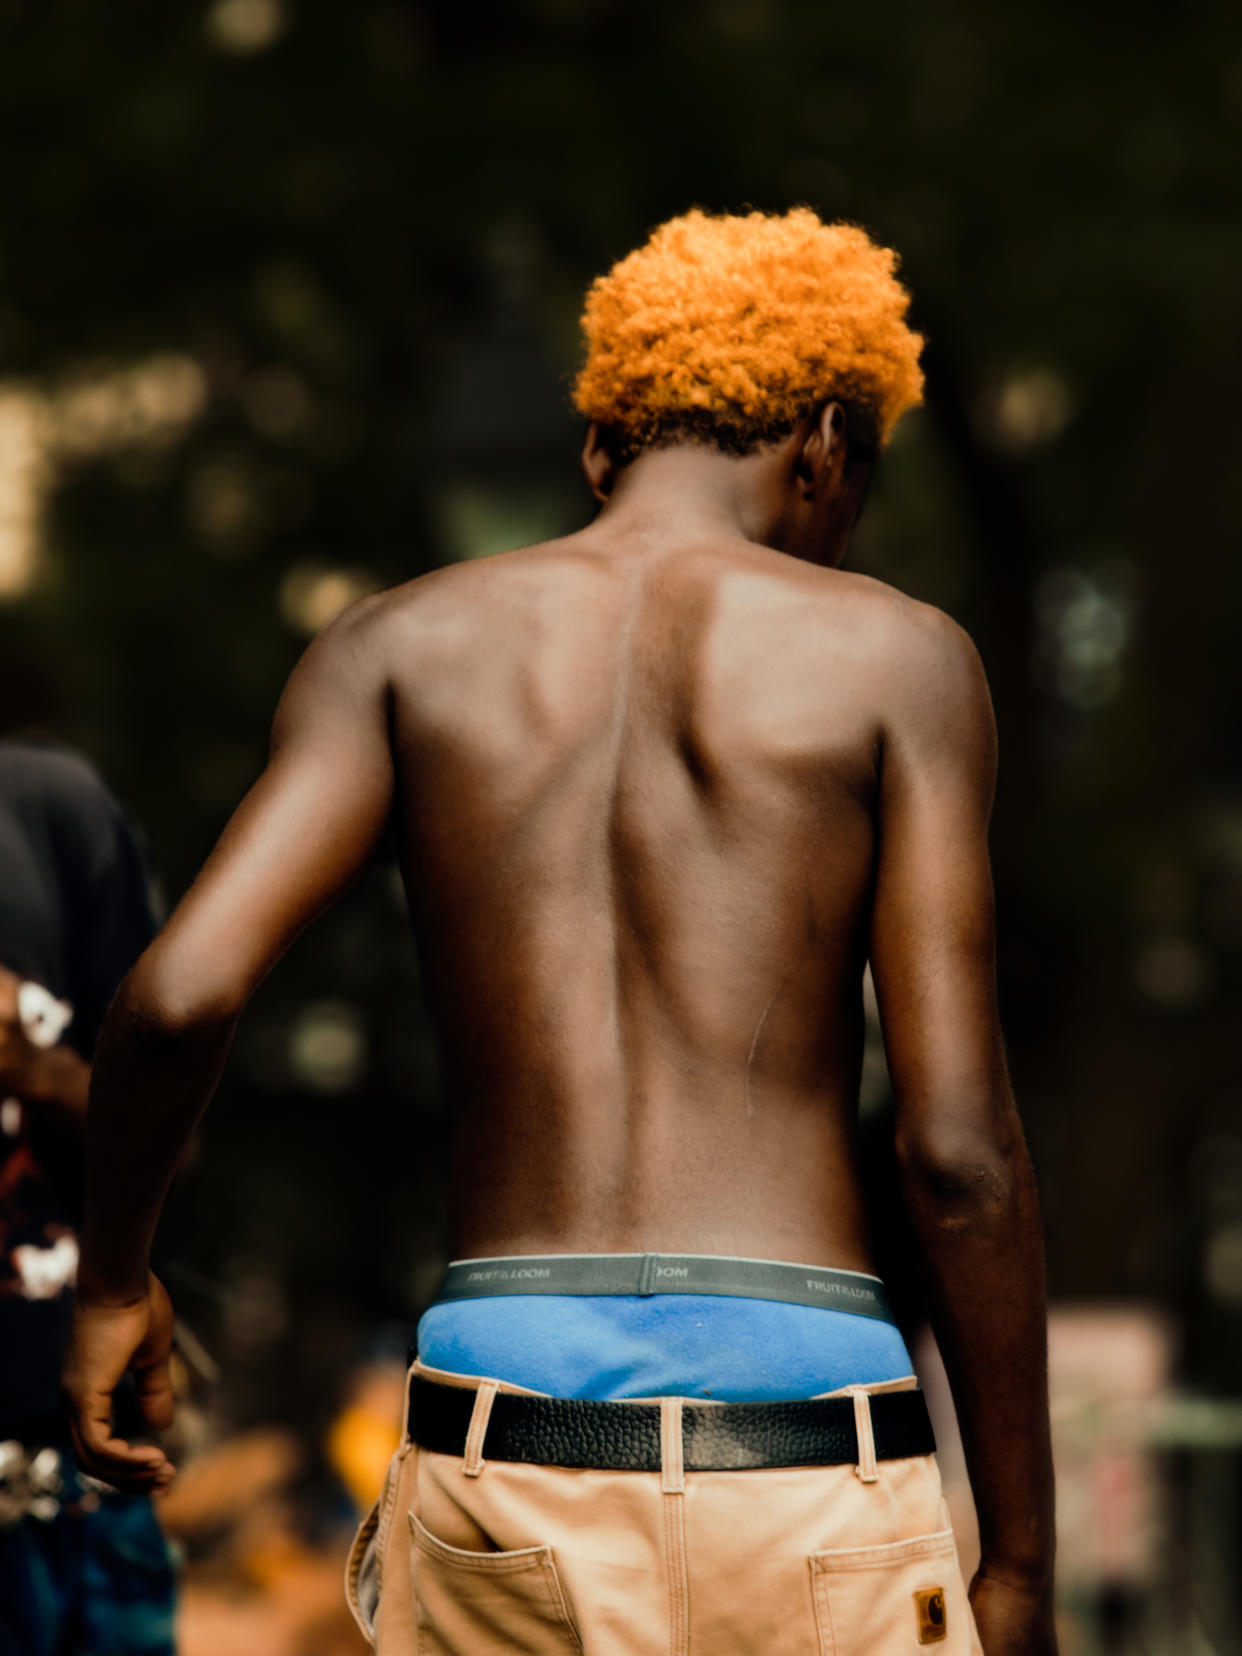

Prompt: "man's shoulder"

[296,560,550,708]
[759,564,976,666]
[806,566,962,634]
[343,551,564,622]
[342,546,598,652]
[293,576,447,673]
[835,583,993,756]
[781,573,992,753]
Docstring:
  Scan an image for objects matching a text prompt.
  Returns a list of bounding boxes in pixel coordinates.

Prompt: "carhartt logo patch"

[914,1587,947,1643]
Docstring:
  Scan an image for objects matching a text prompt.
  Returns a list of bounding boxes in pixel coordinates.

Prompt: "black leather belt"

[408,1376,935,1472]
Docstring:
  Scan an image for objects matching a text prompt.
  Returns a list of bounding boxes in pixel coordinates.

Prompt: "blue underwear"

[416,1273,914,1403]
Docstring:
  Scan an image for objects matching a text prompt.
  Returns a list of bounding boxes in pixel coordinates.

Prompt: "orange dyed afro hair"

[573,208,924,463]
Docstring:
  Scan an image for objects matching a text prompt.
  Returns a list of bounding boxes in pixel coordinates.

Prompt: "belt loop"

[463,1380,499,1478]
[660,1397,685,1494]
[401,1362,418,1450]
[851,1388,879,1483]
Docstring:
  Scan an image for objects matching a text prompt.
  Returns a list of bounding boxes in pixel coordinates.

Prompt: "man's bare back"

[388,531,918,1271]
[65,424,1002,1369]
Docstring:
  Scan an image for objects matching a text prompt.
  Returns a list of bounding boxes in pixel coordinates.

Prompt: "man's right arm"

[62,595,395,1490]
[867,604,1056,1654]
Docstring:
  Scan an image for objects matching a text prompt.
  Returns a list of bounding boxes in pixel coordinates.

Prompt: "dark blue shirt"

[0,743,159,1432]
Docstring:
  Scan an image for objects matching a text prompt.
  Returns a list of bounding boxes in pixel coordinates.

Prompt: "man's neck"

[593,444,784,549]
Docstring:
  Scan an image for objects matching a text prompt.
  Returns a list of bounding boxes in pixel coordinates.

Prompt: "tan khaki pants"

[347,1362,983,1655]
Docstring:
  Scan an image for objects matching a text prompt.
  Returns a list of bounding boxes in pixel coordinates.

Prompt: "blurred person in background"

[63,209,1055,1655]
[0,742,176,1656]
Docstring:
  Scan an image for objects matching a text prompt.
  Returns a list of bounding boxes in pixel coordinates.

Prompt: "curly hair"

[572,208,924,464]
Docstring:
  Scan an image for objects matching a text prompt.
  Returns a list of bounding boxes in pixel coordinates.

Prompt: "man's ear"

[795,402,846,497]
[582,423,617,503]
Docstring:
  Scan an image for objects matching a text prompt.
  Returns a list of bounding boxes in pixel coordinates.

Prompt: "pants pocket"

[408,1512,583,1656]
[810,1528,975,1654]
[346,1497,382,1646]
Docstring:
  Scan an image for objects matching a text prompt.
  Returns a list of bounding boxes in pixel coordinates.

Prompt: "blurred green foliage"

[1,0,1241,1404]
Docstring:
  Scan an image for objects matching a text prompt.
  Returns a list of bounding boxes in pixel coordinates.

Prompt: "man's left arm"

[62,596,395,1490]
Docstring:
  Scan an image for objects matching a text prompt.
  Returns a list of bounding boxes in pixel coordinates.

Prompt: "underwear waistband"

[432,1252,895,1322]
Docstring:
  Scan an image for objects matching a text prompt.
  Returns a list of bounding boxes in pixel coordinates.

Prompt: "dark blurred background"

[2,1,1240,1650]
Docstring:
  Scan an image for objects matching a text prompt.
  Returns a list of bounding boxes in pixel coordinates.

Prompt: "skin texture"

[64,404,1056,1652]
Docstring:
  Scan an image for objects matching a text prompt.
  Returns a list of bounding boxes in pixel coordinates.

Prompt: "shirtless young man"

[63,209,1056,1654]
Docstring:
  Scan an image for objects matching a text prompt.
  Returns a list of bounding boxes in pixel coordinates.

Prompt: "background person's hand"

[62,1270,178,1491]
[969,1568,1058,1655]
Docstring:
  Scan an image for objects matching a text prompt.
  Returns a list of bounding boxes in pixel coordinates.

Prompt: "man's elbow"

[895,1116,1032,1227]
[112,950,246,1045]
